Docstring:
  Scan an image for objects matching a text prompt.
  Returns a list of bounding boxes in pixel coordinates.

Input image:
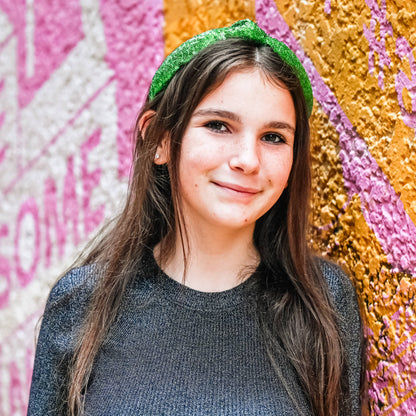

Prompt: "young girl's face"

[176,68,296,235]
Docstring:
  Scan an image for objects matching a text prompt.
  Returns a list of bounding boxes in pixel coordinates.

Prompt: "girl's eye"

[262,133,285,144]
[205,121,229,133]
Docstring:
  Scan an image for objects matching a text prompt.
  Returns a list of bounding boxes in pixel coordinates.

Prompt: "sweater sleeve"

[320,260,363,416]
[27,266,96,416]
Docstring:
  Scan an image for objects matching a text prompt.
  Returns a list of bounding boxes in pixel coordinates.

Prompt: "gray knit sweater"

[28,252,362,415]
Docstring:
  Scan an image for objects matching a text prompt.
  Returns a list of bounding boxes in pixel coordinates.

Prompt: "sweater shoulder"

[45,264,99,319]
[318,258,357,307]
[317,258,362,337]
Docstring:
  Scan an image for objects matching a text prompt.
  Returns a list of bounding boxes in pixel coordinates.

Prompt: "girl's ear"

[138,110,155,138]
[138,110,170,164]
[154,133,170,165]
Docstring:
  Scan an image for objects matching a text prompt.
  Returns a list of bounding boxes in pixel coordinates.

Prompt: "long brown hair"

[65,39,346,415]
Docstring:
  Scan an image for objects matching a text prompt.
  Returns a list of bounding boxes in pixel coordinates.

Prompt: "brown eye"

[262,133,284,144]
[205,121,228,132]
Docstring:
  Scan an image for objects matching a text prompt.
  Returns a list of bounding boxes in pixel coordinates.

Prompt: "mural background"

[0,0,415,414]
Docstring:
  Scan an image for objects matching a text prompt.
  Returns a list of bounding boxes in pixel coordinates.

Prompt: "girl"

[28,19,362,416]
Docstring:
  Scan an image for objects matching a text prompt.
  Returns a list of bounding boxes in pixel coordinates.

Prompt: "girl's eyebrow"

[193,108,241,123]
[193,108,295,133]
[265,121,295,134]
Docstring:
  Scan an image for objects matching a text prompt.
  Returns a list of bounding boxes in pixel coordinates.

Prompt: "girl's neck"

[154,225,259,292]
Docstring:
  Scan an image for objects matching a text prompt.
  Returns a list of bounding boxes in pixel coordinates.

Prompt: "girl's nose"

[228,136,260,174]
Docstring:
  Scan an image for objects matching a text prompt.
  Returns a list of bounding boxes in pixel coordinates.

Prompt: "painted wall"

[0,0,414,414]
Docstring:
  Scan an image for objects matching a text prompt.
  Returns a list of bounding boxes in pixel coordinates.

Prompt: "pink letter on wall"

[44,177,66,268]
[14,198,40,288]
[0,0,84,107]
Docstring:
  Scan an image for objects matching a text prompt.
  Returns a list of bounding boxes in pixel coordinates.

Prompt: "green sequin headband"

[149,19,313,117]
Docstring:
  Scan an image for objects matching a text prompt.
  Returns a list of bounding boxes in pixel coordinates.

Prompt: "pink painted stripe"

[366,333,416,406]
[0,145,8,164]
[324,0,332,15]
[99,0,165,178]
[0,31,15,54]
[367,337,416,413]
[367,306,416,384]
[0,75,115,199]
[256,0,416,275]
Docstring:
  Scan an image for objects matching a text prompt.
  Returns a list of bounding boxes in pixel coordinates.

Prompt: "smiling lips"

[212,180,260,195]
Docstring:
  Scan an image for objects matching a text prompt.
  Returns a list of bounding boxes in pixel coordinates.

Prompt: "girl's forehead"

[201,67,287,101]
[196,69,292,108]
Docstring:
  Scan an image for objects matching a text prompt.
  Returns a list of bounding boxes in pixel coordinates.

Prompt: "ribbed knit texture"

[28,252,361,415]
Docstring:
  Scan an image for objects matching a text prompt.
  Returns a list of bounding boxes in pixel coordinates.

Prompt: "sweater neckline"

[142,248,255,312]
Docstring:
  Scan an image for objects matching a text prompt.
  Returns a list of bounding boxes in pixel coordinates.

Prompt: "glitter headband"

[149,19,313,117]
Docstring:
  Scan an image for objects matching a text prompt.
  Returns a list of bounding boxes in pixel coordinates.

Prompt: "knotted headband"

[149,19,313,117]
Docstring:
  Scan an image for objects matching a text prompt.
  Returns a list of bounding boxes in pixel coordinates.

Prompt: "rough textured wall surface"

[0,0,415,414]
[255,0,416,413]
